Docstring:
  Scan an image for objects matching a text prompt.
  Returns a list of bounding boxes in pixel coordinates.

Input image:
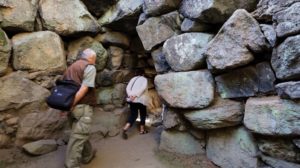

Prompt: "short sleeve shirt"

[82,65,96,88]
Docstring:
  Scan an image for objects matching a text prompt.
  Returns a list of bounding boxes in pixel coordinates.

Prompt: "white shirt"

[126,76,148,106]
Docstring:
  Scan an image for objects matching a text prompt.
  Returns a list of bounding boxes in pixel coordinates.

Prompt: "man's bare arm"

[72,85,89,107]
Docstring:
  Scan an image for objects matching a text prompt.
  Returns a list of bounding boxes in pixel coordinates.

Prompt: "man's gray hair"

[80,48,96,59]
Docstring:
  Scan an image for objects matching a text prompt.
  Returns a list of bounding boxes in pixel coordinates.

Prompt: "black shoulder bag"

[46,80,80,111]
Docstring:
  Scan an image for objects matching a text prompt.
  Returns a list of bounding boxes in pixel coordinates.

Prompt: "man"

[122,69,149,139]
[64,48,97,168]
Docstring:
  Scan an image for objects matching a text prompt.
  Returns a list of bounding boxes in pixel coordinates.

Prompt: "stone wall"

[0,0,160,150]
[135,0,300,167]
[1,0,300,167]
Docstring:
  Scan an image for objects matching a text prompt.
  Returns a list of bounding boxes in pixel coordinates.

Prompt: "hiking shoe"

[122,130,128,140]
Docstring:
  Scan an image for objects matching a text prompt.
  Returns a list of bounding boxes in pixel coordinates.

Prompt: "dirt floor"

[0,126,217,168]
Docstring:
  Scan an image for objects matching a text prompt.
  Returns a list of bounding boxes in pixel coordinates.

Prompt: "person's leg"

[82,140,96,164]
[65,135,86,168]
[124,103,139,129]
[65,105,93,168]
[122,103,138,139]
[139,103,147,134]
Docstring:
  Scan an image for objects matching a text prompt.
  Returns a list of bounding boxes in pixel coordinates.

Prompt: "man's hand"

[72,85,89,107]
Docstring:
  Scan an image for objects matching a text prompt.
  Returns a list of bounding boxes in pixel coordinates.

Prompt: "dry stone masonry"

[1,0,300,167]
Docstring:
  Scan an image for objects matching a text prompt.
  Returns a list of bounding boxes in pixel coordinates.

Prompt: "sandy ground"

[83,127,166,168]
[0,126,217,168]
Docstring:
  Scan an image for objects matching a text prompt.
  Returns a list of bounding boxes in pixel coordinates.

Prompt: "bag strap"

[56,79,80,87]
[130,76,141,91]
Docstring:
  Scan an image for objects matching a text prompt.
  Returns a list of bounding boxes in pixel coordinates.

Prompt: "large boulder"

[0,28,11,76]
[39,0,100,36]
[257,138,300,163]
[0,0,38,32]
[159,130,205,155]
[136,11,181,51]
[67,36,108,71]
[16,109,66,146]
[81,0,118,17]
[244,96,300,136]
[183,96,244,129]
[256,62,276,94]
[253,0,300,22]
[271,35,300,80]
[273,2,300,38]
[276,81,300,99]
[151,47,171,74]
[163,108,186,130]
[0,72,50,112]
[27,71,62,89]
[163,33,214,71]
[96,84,127,106]
[181,18,213,32]
[179,0,258,24]
[97,87,114,105]
[155,71,214,109]
[207,127,259,168]
[22,139,57,155]
[215,64,275,98]
[98,0,143,34]
[12,31,66,73]
[260,24,277,47]
[205,9,269,70]
[96,69,135,87]
[143,0,181,16]
[91,107,129,137]
[106,46,124,70]
[261,155,300,168]
[94,31,130,49]
[112,84,127,107]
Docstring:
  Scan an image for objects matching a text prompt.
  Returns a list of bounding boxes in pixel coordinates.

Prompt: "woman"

[122,69,148,139]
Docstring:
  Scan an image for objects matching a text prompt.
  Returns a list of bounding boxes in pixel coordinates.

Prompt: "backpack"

[46,80,80,111]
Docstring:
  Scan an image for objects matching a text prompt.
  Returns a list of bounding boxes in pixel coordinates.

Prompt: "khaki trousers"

[65,104,94,168]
